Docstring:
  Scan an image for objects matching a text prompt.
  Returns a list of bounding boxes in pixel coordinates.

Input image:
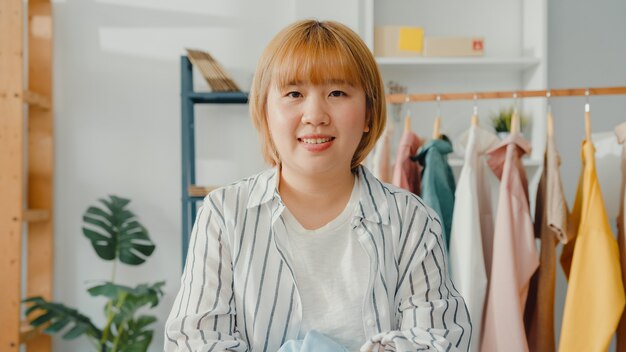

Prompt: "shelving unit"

[1,0,54,351]
[375,57,541,71]
[180,56,248,266]
[361,0,548,161]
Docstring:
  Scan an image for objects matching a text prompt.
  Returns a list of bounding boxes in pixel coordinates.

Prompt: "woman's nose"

[301,96,330,126]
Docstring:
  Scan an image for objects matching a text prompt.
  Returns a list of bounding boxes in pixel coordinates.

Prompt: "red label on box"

[473,40,483,51]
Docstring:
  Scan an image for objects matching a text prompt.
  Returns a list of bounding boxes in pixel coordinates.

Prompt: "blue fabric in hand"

[278,330,349,352]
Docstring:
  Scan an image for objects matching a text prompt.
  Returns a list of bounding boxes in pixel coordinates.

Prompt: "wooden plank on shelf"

[26,1,53,350]
[189,185,220,197]
[19,321,40,344]
[23,90,51,110]
[0,0,24,350]
[23,209,51,223]
[186,48,241,92]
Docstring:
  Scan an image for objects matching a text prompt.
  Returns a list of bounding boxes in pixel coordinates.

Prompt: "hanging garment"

[378,128,393,183]
[391,130,423,194]
[371,124,394,183]
[523,133,572,352]
[449,125,500,352]
[481,133,539,352]
[616,122,626,352]
[416,137,456,248]
[558,140,626,352]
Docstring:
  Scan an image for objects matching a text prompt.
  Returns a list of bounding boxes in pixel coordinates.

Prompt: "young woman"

[165,20,471,352]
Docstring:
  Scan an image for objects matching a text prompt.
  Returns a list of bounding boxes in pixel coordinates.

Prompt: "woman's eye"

[329,90,346,97]
[286,91,302,98]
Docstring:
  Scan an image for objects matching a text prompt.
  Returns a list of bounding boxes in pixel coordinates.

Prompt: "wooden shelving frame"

[1,0,54,351]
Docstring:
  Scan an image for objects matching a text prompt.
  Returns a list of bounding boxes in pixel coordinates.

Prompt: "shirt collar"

[245,165,390,226]
[246,166,281,209]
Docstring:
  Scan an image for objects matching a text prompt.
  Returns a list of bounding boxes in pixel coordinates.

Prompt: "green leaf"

[114,315,156,352]
[62,323,88,339]
[83,228,116,260]
[82,195,155,264]
[44,316,71,333]
[22,296,102,341]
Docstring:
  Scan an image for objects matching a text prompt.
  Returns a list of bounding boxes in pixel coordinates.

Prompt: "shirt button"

[367,319,375,327]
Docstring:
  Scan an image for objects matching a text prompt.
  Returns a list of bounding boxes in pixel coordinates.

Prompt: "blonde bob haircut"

[249,19,386,170]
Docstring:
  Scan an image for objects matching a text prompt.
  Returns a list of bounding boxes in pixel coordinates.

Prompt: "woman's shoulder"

[202,168,278,210]
[357,165,440,225]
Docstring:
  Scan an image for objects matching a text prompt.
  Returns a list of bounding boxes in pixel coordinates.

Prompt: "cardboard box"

[422,37,484,57]
[374,26,424,57]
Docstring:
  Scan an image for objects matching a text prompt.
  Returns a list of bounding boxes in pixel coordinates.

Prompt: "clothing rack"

[386,86,626,103]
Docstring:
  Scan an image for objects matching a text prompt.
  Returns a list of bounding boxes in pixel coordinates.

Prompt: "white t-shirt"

[281,177,369,351]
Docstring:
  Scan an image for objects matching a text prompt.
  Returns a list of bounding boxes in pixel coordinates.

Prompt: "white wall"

[52,1,293,350]
[50,0,625,351]
[548,1,626,350]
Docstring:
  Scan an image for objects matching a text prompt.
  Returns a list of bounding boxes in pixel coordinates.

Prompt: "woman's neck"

[278,166,356,229]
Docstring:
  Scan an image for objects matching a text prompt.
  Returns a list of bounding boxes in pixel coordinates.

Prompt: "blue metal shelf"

[185,91,248,104]
[180,56,248,267]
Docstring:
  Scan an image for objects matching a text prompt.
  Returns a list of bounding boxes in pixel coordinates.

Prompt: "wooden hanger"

[546,91,553,138]
[432,95,442,138]
[510,109,519,135]
[547,111,554,138]
[471,94,479,126]
[510,93,519,135]
[404,112,411,133]
[432,116,441,139]
[584,106,592,142]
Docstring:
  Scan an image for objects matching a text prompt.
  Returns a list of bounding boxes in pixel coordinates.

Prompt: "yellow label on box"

[398,27,424,53]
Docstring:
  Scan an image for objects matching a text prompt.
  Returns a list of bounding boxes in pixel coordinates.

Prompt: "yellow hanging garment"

[558,140,626,352]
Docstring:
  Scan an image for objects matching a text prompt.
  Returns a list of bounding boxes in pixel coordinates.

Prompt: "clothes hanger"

[547,91,554,138]
[404,95,412,133]
[510,92,520,135]
[584,89,592,142]
[432,95,441,139]
[471,94,479,126]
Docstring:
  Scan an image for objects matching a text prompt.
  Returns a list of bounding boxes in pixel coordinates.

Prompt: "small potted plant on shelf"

[23,195,165,352]
[490,105,529,138]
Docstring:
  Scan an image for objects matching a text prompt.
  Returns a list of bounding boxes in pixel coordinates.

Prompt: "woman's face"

[266,77,368,178]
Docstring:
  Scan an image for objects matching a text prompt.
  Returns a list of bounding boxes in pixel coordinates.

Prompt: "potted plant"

[24,195,165,352]
[489,105,529,138]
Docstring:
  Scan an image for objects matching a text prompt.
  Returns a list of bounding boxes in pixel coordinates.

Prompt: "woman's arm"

[165,195,248,352]
[362,214,472,352]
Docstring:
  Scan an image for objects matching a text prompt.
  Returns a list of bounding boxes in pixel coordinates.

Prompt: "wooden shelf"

[23,209,50,223]
[23,90,51,110]
[2,1,54,351]
[188,185,220,198]
[19,321,40,344]
[375,57,541,71]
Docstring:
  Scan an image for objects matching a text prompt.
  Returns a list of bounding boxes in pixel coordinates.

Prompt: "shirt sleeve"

[164,195,248,352]
[361,211,472,352]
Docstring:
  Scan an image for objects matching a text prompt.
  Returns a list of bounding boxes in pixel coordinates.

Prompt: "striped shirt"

[165,165,472,352]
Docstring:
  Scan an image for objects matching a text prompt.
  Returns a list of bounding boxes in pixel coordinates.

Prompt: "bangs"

[271,34,362,88]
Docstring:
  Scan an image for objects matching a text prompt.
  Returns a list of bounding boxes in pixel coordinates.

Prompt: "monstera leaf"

[82,195,155,265]
[115,315,157,352]
[88,281,165,320]
[23,297,102,341]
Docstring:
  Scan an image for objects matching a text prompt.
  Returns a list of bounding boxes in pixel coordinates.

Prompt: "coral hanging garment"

[391,130,424,194]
